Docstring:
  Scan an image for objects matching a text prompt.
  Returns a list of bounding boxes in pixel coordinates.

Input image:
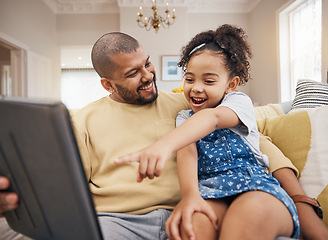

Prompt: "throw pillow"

[257,106,328,226]
[291,79,328,110]
[254,103,285,121]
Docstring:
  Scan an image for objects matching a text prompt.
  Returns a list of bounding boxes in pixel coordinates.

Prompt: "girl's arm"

[163,106,240,152]
[165,143,217,240]
[115,106,240,182]
[177,144,199,198]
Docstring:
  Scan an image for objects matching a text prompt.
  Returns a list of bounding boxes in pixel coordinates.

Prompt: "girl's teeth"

[192,97,206,104]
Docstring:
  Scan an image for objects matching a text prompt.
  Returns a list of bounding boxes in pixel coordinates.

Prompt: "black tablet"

[0,97,103,240]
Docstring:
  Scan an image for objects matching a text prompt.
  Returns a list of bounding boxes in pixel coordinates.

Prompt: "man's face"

[104,46,158,105]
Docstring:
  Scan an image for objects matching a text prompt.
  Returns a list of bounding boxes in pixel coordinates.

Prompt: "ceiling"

[42,0,263,14]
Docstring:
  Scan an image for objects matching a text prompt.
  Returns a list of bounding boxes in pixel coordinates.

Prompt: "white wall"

[57,13,120,46]
[249,0,290,105]
[0,0,61,98]
[0,0,292,104]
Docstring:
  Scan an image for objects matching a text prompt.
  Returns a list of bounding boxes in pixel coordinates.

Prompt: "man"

[70,32,189,239]
[1,32,327,240]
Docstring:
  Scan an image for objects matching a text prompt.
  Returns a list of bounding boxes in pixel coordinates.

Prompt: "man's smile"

[138,81,154,92]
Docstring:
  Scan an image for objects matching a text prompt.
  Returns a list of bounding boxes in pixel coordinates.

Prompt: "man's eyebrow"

[124,67,137,77]
[123,56,151,77]
[144,56,150,65]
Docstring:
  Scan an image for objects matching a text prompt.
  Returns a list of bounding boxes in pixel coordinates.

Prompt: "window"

[61,68,108,109]
[279,0,326,102]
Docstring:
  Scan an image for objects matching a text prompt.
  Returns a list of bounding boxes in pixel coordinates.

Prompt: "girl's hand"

[165,194,218,240]
[114,142,173,182]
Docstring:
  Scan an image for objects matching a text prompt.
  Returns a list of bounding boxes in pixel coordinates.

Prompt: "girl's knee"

[193,212,214,230]
[181,212,218,240]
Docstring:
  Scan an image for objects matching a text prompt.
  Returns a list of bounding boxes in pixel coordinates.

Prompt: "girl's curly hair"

[178,24,252,85]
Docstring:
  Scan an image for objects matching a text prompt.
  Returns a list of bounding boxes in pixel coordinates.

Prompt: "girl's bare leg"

[219,191,294,240]
[180,199,229,240]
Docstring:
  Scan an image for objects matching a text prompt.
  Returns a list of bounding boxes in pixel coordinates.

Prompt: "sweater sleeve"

[71,119,92,181]
[259,134,299,177]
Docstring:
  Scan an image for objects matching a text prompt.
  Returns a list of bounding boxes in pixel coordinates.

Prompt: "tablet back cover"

[0,97,103,240]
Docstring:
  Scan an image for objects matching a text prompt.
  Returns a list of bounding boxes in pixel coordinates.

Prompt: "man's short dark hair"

[91,32,140,78]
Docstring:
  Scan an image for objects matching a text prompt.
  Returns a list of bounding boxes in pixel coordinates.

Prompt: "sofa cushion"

[254,103,285,120]
[291,79,328,110]
[257,106,328,226]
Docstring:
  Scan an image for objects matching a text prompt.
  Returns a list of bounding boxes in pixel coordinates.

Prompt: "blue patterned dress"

[177,92,300,238]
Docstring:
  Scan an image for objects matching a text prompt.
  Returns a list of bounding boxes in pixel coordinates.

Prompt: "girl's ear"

[226,76,240,93]
[101,78,115,93]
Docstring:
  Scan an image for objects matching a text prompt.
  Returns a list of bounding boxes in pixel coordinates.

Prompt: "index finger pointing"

[114,153,141,165]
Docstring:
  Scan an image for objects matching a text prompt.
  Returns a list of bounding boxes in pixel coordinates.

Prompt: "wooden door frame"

[0,32,28,97]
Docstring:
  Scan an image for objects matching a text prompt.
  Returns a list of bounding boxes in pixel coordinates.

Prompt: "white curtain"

[61,68,108,109]
[289,0,321,91]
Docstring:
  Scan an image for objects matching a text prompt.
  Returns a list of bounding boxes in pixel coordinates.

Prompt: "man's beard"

[114,78,158,105]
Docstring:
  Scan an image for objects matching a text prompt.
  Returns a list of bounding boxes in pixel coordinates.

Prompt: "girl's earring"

[225,90,229,94]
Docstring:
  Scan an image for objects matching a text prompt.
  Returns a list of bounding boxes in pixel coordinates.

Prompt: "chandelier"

[137,0,176,32]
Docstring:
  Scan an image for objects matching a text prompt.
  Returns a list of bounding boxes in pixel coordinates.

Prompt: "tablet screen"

[0,97,103,240]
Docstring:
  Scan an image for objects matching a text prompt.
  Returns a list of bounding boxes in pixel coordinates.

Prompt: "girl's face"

[183,51,237,112]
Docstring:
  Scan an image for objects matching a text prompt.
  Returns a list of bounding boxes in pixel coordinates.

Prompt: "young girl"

[115,25,300,239]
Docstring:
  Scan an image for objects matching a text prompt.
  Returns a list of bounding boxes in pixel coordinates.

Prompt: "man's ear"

[101,78,115,93]
[227,76,240,92]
